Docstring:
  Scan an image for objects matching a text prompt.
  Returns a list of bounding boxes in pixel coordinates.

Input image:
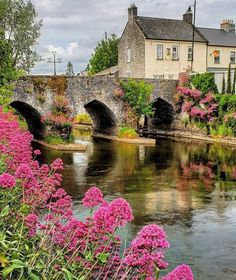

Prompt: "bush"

[44,135,67,145]
[117,127,139,139]
[74,113,92,124]
[191,72,218,94]
[217,94,236,119]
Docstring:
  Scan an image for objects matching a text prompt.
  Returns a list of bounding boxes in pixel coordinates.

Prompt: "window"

[213,50,220,64]
[172,45,179,60]
[157,44,163,59]
[127,48,131,63]
[230,51,235,64]
[153,74,164,79]
[188,46,192,61]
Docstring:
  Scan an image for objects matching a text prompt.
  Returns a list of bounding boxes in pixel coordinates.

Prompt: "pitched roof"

[197,27,236,47]
[136,16,206,43]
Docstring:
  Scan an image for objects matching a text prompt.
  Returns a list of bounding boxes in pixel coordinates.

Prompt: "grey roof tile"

[197,27,236,47]
[136,16,206,42]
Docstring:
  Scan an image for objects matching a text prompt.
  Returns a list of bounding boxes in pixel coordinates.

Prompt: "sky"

[30,0,236,75]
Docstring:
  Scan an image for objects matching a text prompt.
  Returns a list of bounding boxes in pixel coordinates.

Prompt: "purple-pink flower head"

[25,213,39,237]
[108,198,134,227]
[33,149,41,156]
[50,158,63,171]
[0,173,16,188]
[15,164,33,179]
[161,264,194,280]
[82,186,104,208]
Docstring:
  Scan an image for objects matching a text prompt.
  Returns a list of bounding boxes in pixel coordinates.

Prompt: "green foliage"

[74,114,92,124]
[44,135,67,145]
[0,84,14,106]
[216,125,234,137]
[88,34,118,75]
[216,94,236,119]
[0,0,42,71]
[227,63,232,94]
[117,127,139,139]
[120,79,153,127]
[191,72,218,94]
[222,75,226,94]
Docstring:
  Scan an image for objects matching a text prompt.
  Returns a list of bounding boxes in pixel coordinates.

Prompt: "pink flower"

[33,149,41,156]
[161,264,194,280]
[15,164,33,179]
[50,158,63,171]
[25,213,39,237]
[0,173,16,188]
[82,186,104,208]
[108,198,134,227]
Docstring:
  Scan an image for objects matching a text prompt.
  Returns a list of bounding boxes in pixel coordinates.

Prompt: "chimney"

[183,6,193,24]
[220,19,235,33]
[128,3,138,21]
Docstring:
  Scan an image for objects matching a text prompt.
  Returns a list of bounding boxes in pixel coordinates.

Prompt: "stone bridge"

[12,75,177,139]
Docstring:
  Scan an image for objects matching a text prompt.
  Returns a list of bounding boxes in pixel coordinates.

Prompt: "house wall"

[207,45,236,71]
[118,21,146,78]
[145,40,207,79]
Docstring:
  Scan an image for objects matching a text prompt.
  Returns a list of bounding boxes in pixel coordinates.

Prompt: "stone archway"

[10,101,45,140]
[149,98,175,129]
[84,100,117,135]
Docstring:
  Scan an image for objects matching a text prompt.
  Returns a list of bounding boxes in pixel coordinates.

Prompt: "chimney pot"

[128,3,138,20]
[221,18,235,34]
[183,6,193,24]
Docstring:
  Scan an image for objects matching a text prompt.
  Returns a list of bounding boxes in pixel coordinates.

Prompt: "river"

[34,130,236,280]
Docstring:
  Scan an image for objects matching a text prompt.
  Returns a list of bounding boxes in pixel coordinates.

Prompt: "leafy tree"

[222,74,226,94]
[88,34,118,75]
[227,63,231,94]
[0,0,42,71]
[65,61,74,76]
[232,67,236,94]
[191,72,218,94]
[120,79,153,128]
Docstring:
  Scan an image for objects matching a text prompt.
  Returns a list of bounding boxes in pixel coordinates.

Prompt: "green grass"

[117,127,139,139]
[44,135,67,145]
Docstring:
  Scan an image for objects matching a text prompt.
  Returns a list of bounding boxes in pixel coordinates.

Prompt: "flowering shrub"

[0,107,194,279]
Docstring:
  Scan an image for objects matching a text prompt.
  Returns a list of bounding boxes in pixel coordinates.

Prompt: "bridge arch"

[84,100,117,135]
[10,101,45,140]
[149,98,175,129]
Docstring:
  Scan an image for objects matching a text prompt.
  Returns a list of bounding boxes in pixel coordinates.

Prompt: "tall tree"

[222,74,226,94]
[65,61,74,76]
[227,63,231,94]
[88,34,118,75]
[0,0,42,71]
[232,67,236,94]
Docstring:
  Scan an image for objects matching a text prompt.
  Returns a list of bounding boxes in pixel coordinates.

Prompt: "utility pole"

[47,51,62,75]
[191,0,197,71]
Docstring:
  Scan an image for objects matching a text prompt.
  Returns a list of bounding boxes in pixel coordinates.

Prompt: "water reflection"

[34,132,236,280]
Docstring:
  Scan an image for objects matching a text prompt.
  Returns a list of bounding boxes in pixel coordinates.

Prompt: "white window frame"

[188,46,192,61]
[127,48,131,63]
[230,51,235,64]
[214,50,220,64]
[157,44,163,60]
[172,45,179,60]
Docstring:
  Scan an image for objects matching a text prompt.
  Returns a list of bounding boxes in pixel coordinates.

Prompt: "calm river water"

[35,130,236,280]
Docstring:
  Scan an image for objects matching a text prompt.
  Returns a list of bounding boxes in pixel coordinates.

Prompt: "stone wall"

[118,20,146,78]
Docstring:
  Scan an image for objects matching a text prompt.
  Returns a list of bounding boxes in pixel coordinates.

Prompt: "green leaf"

[61,268,75,280]
[0,205,10,217]
[96,252,110,264]
[20,203,30,214]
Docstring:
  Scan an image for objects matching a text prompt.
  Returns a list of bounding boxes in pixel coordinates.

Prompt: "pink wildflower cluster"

[0,107,194,279]
[161,264,194,280]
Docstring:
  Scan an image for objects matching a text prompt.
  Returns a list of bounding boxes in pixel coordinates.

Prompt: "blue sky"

[31,0,236,75]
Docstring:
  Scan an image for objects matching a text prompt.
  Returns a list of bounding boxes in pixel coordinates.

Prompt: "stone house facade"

[118,5,236,80]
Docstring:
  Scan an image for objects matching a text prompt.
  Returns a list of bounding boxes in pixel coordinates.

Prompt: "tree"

[227,63,232,94]
[65,61,74,76]
[222,74,226,94]
[88,34,118,75]
[232,67,236,94]
[0,0,42,71]
[120,79,153,128]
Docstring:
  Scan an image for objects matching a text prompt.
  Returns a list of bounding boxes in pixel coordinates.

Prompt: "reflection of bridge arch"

[149,98,175,129]
[10,101,45,140]
[84,100,117,135]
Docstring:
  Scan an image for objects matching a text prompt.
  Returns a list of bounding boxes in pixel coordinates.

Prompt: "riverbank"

[141,128,236,146]
[34,140,87,151]
[92,133,156,145]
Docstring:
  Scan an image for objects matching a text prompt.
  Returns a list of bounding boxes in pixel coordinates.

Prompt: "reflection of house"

[118,4,236,79]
